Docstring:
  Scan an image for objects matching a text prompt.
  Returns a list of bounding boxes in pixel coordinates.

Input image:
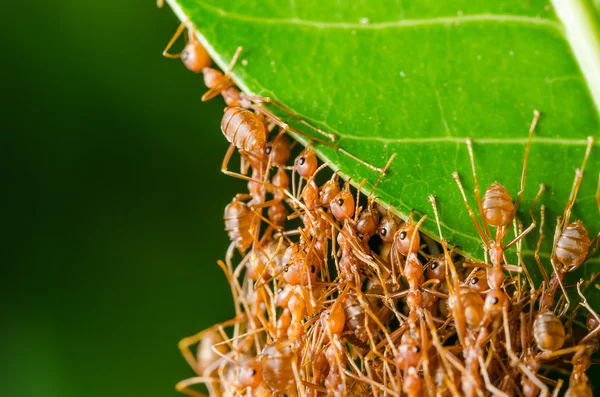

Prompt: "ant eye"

[431,263,438,270]
[182,50,189,61]
[471,277,479,284]
[381,228,387,236]
[284,266,289,272]
[298,157,305,165]
[414,346,420,353]
[265,146,272,154]
[337,198,344,206]
[492,297,499,304]
[277,287,283,294]
[250,369,257,376]
[400,231,407,240]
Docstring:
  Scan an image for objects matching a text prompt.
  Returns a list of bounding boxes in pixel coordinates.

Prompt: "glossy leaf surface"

[164,0,600,303]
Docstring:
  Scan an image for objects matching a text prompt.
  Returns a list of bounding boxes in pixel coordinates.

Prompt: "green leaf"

[163,1,600,303]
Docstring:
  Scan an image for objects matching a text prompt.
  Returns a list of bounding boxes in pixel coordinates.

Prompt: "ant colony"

[162,20,600,397]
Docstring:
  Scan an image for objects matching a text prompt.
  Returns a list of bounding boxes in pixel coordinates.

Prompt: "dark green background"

[2,1,238,396]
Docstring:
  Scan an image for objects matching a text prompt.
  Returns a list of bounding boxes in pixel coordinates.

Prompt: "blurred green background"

[2,1,239,396]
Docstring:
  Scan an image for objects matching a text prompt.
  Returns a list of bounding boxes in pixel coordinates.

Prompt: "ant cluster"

[163,22,600,397]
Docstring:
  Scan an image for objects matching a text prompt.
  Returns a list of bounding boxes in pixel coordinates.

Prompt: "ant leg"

[418,317,436,396]
[563,137,594,226]
[534,205,550,284]
[551,380,564,397]
[424,311,457,386]
[354,178,368,222]
[554,260,570,318]
[505,183,545,248]
[221,144,282,190]
[452,173,489,246]
[250,104,385,173]
[242,94,337,141]
[408,214,427,254]
[514,110,541,212]
[175,377,214,397]
[478,353,510,397]
[504,308,549,396]
[465,139,492,239]
[201,47,243,101]
[583,232,600,263]
[514,221,534,289]
[576,279,600,344]
[178,317,243,373]
[163,22,187,59]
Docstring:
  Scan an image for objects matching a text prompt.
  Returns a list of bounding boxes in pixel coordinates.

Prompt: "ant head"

[426,256,447,282]
[466,268,489,293]
[398,332,421,370]
[181,40,211,73]
[484,289,507,316]
[319,174,341,207]
[265,133,291,166]
[294,148,318,180]
[330,189,355,221]
[378,213,399,244]
[238,360,263,389]
[356,207,380,237]
[587,312,600,332]
[396,214,426,256]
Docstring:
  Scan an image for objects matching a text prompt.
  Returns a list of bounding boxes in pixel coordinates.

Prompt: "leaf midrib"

[194,1,563,32]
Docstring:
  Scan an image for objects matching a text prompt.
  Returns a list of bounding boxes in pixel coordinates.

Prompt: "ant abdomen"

[555,220,591,270]
[224,198,253,252]
[482,182,515,227]
[221,107,266,153]
[342,294,369,345]
[196,329,226,375]
[533,311,565,352]
[260,339,295,394]
[449,286,485,329]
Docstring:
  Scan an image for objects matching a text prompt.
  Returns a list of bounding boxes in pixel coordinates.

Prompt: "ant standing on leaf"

[162,22,387,184]
[452,110,545,323]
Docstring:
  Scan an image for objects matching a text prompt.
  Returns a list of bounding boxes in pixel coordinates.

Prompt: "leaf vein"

[196,1,564,32]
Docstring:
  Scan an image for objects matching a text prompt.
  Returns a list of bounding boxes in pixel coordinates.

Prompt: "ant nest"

[163,24,600,397]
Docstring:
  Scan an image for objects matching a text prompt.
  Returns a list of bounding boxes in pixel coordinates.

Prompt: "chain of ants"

[161,21,600,397]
